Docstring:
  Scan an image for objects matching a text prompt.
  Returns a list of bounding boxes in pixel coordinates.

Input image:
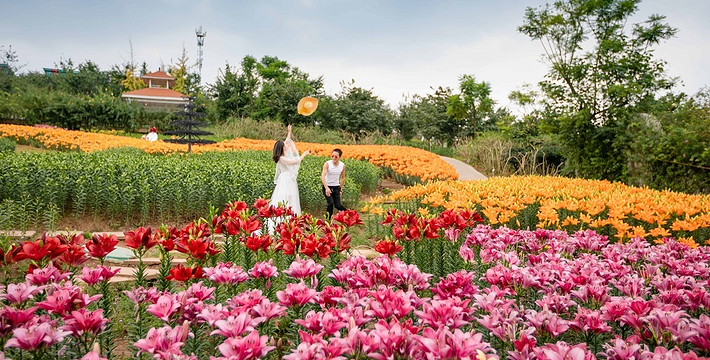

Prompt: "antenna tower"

[195,26,206,83]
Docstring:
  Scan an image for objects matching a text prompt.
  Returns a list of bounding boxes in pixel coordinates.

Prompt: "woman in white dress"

[270,125,309,215]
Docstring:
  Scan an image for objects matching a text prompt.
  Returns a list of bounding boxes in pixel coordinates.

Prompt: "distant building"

[121,70,188,111]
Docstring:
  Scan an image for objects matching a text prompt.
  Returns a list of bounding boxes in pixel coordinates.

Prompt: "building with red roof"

[121,70,188,110]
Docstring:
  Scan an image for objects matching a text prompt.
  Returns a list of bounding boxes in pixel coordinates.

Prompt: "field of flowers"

[0,148,378,227]
[1,200,709,360]
[0,124,457,183]
[363,175,710,245]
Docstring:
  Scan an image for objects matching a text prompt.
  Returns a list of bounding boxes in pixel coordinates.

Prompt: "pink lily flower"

[134,323,190,358]
[147,294,181,322]
[283,256,324,279]
[26,263,70,286]
[277,282,317,307]
[248,259,278,278]
[533,341,595,360]
[5,321,70,351]
[61,309,108,337]
[203,263,248,285]
[211,313,260,338]
[216,330,274,360]
[251,299,287,321]
[0,282,44,304]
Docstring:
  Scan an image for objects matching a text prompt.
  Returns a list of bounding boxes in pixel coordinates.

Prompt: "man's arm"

[321,162,331,196]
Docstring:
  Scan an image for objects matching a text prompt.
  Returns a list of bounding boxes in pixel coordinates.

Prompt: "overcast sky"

[2,0,708,110]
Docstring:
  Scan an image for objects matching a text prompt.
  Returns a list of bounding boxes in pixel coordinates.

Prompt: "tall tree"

[170,46,201,96]
[211,56,260,120]
[329,80,393,137]
[446,74,494,139]
[519,0,677,179]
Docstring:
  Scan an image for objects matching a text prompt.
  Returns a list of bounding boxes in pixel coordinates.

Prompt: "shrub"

[0,136,15,152]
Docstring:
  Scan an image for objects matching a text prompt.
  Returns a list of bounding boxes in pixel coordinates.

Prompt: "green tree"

[328,80,393,138]
[252,56,323,125]
[519,0,677,179]
[59,60,115,96]
[169,46,201,96]
[0,45,21,92]
[446,74,494,139]
[211,56,260,121]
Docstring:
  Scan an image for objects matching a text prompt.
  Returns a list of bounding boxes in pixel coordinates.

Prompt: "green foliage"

[316,80,394,137]
[457,132,563,176]
[519,0,677,180]
[397,87,463,147]
[211,57,260,120]
[0,137,15,152]
[0,148,378,225]
[0,88,176,131]
[628,91,710,193]
[446,74,495,138]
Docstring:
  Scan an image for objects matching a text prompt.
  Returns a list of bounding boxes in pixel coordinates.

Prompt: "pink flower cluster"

[0,264,109,359]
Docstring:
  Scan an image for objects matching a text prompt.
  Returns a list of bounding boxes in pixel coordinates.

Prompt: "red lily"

[244,234,272,252]
[124,227,157,250]
[155,226,179,252]
[333,210,364,227]
[374,239,403,257]
[86,233,119,259]
[165,264,204,282]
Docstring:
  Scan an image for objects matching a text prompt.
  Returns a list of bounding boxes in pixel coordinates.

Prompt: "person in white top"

[320,148,346,219]
[270,125,309,215]
[142,126,158,142]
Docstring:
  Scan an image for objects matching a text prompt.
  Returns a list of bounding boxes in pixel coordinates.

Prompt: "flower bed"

[0,148,377,225]
[364,175,710,244]
[0,124,457,182]
[1,201,709,360]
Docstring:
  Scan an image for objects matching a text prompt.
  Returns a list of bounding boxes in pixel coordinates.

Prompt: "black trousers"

[323,185,346,218]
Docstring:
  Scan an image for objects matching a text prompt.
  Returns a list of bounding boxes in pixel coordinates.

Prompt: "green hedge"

[0,137,15,152]
[0,90,176,131]
[0,148,379,226]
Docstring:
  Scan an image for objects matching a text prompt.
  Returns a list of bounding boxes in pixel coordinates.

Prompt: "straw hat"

[297,97,319,116]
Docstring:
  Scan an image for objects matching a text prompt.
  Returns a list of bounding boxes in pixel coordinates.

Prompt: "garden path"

[439,156,488,180]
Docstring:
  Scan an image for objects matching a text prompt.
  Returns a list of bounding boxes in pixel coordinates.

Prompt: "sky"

[2,0,709,110]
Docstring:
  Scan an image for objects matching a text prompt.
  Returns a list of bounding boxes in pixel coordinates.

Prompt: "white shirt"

[325,160,344,186]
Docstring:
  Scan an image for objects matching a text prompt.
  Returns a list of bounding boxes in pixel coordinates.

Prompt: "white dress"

[269,139,302,215]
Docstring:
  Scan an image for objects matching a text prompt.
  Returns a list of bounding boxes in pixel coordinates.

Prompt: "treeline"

[1,0,709,193]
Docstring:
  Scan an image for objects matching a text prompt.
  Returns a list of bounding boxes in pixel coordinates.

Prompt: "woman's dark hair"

[332,148,343,157]
[272,140,284,163]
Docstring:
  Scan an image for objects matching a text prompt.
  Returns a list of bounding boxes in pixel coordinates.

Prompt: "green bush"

[0,148,379,225]
[0,88,175,131]
[0,137,15,152]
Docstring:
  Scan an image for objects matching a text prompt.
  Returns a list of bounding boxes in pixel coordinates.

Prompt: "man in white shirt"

[321,148,347,219]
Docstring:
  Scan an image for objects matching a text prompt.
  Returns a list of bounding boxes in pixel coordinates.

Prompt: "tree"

[446,74,494,139]
[397,87,462,147]
[59,60,114,96]
[0,45,21,92]
[211,56,260,120]
[328,80,393,138]
[169,46,201,96]
[252,56,323,125]
[519,0,677,179]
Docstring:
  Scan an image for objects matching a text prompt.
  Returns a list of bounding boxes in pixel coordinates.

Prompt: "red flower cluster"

[374,208,485,256]
[175,222,220,260]
[86,233,119,259]
[165,264,204,282]
[333,210,364,227]
[124,227,158,251]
